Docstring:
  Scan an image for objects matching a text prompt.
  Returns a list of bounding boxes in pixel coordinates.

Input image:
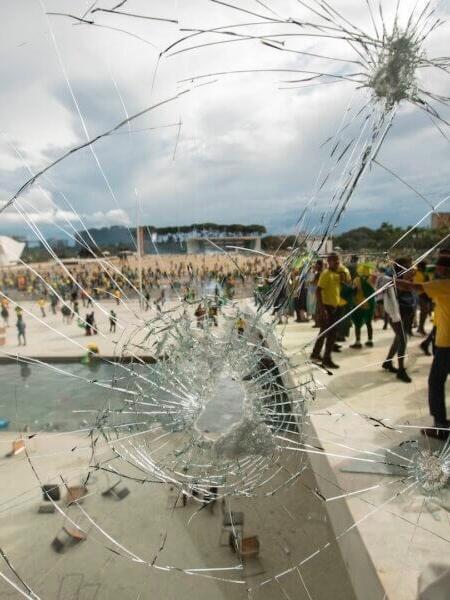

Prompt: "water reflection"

[0,361,152,433]
[20,362,31,380]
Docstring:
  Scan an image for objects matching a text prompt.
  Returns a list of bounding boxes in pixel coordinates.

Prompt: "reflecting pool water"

[0,361,142,432]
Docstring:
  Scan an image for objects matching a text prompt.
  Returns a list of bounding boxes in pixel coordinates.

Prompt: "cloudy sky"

[0,0,449,241]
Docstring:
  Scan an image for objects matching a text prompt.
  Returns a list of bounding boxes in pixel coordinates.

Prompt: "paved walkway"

[0,298,257,360]
[282,317,449,600]
[0,300,357,600]
[0,431,355,599]
[1,301,443,599]
[0,299,173,360]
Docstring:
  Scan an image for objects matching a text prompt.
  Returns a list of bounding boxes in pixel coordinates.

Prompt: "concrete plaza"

[0,298,446,599]
[283,318,449,600]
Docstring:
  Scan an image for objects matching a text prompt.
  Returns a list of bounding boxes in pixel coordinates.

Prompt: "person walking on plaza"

[50,293,58,315]
[61,304,71,324]
[309,259,323,328]
[16,315,26,346]
[85,312,94,336]
[208,304,218,327]
[73,300,80,319]
[311,253,343,370]
[422,253,450,437]
[378,258,414,383]
[350,263,375,348]
[89,311,98,335]
[335,261,352,344]
[37,297,46,318]
[403,252,450,438]
[420,326,436,356]
[109,309,117,333]
[144,290,151,311]
[1,300,9,326]
[194,303,206,328]
[90,311,98,335]
[413,261,431,335]
[396,257,416,340]
[236,315,246,335]
[293,270,309,323]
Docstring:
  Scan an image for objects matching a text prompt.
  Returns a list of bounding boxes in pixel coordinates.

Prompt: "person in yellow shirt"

[236,316,246,336]
[406,252,450,438]
[311,252,342,369]
[37,297,46,318]
[422,255,450,437]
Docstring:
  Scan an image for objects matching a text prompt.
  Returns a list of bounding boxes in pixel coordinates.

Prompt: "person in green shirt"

[350,263,376,349]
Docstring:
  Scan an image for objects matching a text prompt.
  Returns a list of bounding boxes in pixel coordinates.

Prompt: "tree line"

[19,222,449,262]
[74,223,267,249]
[333,222,450,252]
[261,223,449,253]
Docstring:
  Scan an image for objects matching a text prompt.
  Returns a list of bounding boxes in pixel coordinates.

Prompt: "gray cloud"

[0,0,449,240]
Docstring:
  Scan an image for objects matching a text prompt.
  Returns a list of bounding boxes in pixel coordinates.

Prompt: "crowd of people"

[0,249,448,440]
[0,255,282,304]
[273,249,449,440]
[0,255,282,343]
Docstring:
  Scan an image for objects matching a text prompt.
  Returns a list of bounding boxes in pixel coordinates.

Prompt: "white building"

[186,236,262,255]
[305,237,333,255]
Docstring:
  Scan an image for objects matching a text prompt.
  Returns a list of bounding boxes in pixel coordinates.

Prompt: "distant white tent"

[0,236,25,267]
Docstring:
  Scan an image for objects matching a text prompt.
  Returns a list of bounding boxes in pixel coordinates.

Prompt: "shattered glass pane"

[0,0,449,599]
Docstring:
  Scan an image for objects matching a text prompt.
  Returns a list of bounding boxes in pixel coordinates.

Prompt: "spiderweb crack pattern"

[0,0,449,598]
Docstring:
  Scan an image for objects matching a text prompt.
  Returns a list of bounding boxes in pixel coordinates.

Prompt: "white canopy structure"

[0,236,25,267]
